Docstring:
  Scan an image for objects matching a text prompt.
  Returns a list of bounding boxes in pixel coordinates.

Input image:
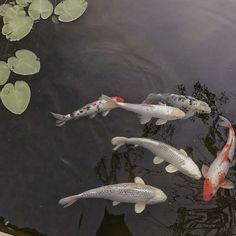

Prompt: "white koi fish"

[202,116,235,201]
[143,93,211,119]
[100,94,185,126]
[51,96,124,126]
[59,177,167,213]
[112,137,202,180]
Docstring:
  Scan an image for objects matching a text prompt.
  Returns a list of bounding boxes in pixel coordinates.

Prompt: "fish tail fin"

[51,112,72,126]
[59,194,80,208]
[111,137,129,150]
[99,94,119,109]
[219,116,232,128]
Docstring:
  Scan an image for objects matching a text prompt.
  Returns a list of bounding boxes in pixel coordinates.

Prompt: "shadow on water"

[96,210,133,236]
[0,216,46,236]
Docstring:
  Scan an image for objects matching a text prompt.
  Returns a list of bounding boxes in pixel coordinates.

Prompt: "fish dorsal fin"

[165,164,178,173]
[112,201,120,206]
[101,110,109,117]
[134,177,145,185]
[156,119,167,126]
[201,165,209,178]
[153,156,164,164]
[220,179,234,189]
[179,149,188,156]
[135,203,146,213]
[89,113,98,119]
[139,115,152,125]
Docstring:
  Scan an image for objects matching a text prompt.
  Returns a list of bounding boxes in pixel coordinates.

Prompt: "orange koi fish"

[202,116,235,201]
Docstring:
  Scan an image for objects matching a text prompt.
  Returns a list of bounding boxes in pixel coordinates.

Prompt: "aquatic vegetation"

[28,0,53,20]
[0,61,11,85]
[0,81,31,115]
[7,49,40,75]
[54,0,88,22]
[2,5,34,41]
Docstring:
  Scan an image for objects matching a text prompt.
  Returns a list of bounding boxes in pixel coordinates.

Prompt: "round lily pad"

[7,49,40,75]
[0,61,11,85]
[54,0,88,22]
[1,81,31,115]
[2,5,33,41]
[16,0,32,7]
[0,4,12,17]
[28,0,53,20]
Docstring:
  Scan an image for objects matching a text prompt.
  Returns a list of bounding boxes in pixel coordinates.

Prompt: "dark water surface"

[0,0,236,235]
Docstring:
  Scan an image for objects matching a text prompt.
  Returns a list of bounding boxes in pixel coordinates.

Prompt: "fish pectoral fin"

[158,102,166,106]
[220,179,234,189]
[165,164,179,173]
[201,165,209,178]
[153,156,164,164]
[139,115,152,125]
[135,203,146,213]
[112,201,120,206]
[134,144,139,147]
[155,119,167,126]
[179,149,188,156]
[134,177,145,185]
[113,143,124,151]
[101,110,110,117]
[183,110,195,119]
[89,113,98,119]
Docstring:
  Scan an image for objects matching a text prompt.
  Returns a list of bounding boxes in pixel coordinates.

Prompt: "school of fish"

[52,93,235,214]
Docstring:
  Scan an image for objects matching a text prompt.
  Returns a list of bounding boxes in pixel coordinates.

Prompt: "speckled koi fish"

[112,137,201,180]
[100,94,185,126]
[142,93,211,119]
[59,177,167,213]
[202,116,235,201]
[51,96,124,126]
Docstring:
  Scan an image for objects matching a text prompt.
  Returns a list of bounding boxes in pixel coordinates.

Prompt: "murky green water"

[0,0,236,235]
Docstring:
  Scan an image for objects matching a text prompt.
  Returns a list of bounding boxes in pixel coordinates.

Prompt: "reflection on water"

[96,210,133,236]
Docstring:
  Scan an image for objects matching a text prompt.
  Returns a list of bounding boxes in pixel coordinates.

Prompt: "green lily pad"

[16,0,32,7]
[2,5,33,41]
[54,0,88,22]
[7,49,40,75]
[0,4,12,17]
[3,5,25,23]
[1,81,31,115]
[0,61,11,86]
[28,0,53,20]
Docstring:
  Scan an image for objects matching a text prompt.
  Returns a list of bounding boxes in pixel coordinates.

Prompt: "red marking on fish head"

[111,96,124,103]
[203,179,215,201]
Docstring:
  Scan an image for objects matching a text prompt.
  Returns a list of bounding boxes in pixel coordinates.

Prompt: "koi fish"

[59,177,167,213]
[51,96,124,126]
[142,93,211,119]
[202,116,235,201]
[112,137,202,180]
[100,94,185,126]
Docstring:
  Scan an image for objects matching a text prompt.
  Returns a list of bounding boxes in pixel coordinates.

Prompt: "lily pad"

[54,0,88,22]
[7,49,40,75]
[3,5,25,23]
[0,4,12,17]
[0,61,11,85]
[16,0,32,7]
[1,81,31,115]
[28,0,53,20]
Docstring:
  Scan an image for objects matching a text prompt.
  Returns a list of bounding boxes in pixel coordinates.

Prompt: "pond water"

[0,0,236,235]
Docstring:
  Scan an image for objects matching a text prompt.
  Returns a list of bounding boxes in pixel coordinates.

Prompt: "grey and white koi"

[100,94,185,126]
[112,137,202,180]
[51,96,124,126]
[59,177,167,213]
[142,93,211,119]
